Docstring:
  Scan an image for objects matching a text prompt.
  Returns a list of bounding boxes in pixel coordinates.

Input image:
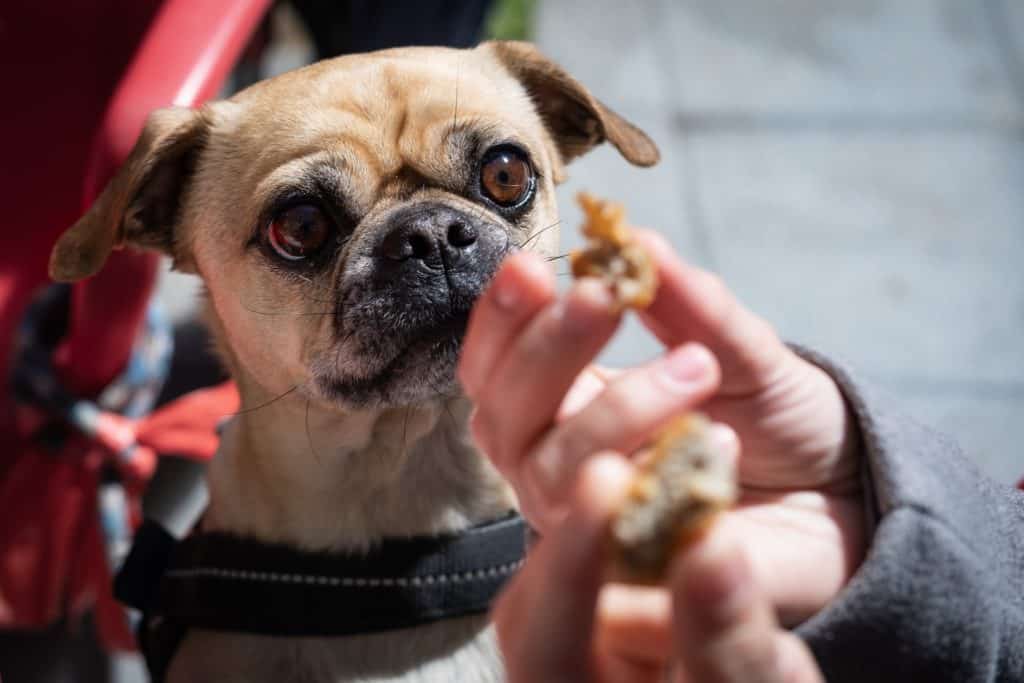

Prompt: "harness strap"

[116,513,527,680]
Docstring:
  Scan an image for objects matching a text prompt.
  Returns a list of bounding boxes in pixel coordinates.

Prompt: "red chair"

[0,0,267,649]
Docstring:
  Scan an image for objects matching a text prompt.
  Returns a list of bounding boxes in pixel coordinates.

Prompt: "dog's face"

[51,42,658,410]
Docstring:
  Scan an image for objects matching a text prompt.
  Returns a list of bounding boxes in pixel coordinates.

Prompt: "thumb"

[670,526,823,683]
[494,452,633,683]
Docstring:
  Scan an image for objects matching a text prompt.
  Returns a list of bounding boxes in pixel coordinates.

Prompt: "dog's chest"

[167,616,503,683]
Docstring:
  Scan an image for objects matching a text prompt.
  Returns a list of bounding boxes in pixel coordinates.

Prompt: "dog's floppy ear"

[49,106,209,282]
[487,40,660,169]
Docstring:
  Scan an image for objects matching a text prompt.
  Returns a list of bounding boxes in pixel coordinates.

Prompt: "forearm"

[794,348,1024,682]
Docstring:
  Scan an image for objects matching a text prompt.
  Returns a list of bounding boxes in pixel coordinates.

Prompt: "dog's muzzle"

[371,202,509,311]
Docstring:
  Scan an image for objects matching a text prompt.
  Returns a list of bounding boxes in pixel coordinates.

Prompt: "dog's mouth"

[399,310,471,355]
[316,306,473,407]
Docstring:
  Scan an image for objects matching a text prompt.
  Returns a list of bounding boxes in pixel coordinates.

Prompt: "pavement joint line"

[670,111,1024,136]
[873,375,1024,400]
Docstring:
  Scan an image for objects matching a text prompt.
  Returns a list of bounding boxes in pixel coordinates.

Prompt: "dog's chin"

[315,316,469,410]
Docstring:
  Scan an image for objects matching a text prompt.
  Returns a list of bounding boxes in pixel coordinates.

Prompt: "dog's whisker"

[225,384,300,417]
[519,220,561,251]
[545,252,569,262]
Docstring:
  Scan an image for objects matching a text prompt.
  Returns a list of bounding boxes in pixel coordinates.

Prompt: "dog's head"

[50,42,658,410]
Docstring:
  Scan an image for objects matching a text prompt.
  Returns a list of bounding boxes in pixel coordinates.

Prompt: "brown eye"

[480,147,534,208]
[267,204,332,261]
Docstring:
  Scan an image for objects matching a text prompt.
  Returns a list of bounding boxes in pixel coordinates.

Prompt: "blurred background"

[162,0,1024,485]
[5,0,1022,681]
[539,0,1024,486]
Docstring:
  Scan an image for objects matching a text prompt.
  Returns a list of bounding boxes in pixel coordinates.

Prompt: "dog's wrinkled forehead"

[220,49,552,211]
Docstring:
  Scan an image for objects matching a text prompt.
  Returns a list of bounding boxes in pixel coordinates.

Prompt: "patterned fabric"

[9,284,172,640]
[13,283,174,485]
[2,284,238,649]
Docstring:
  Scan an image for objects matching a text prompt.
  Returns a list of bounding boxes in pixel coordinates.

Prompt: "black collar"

[116,513,526,638]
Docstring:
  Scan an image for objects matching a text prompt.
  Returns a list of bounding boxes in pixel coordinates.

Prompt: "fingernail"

[558,280,616,336]
[681,531,755,626]
[558,371,604,418]
[659,344,712,390]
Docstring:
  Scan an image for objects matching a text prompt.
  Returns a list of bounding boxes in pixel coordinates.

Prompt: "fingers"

[524,348,725,524]
[469,278,622,481]
[494,453,633,683]
[632,230,787,396]
[717,492,866,627]
[557,367,613,422]
[670,527,825,683]
[596,584,674,663]
[459,251,556,398]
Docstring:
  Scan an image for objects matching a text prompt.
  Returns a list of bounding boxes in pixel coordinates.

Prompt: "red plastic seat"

[0,0,267,647]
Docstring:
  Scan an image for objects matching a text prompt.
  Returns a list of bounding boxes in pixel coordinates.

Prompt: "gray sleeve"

[792,349,1024,682]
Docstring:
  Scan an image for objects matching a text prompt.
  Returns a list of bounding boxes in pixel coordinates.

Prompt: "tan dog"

[50,41,658,682]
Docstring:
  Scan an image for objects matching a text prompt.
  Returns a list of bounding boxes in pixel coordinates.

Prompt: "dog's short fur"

[50,42,658,682]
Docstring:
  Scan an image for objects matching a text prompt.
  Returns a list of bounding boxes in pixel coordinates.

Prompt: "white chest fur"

[168,616,503,682]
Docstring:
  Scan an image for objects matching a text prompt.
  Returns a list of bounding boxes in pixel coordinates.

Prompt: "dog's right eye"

[267,204,332,261]
[479,146,535,209]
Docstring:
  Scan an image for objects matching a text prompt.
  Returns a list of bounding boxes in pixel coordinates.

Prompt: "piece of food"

[570,192,657,311]
[610,413,737,583]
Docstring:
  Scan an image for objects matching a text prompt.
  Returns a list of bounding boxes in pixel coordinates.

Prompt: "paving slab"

[689,130,1024,388]
[891,388,1024,485]
[535,0,670,110]
[653,0,1021,124]
[537,0,1024,481]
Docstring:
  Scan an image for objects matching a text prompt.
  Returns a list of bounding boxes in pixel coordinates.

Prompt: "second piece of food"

[610,414,737,583]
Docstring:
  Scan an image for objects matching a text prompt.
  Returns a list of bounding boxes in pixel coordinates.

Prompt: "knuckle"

[600,380,647,425]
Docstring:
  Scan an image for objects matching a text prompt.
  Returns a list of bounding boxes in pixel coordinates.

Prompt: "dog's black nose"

[369,202,508,313]
[447,220,478,249]
[380,207,478,266]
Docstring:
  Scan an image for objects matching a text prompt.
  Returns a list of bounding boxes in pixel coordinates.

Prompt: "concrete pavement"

[537,0,1024,483]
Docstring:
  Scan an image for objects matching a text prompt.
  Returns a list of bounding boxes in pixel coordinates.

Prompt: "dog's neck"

[203,382,516,552]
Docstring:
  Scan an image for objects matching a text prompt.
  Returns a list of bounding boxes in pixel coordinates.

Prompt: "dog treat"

[570,192,657,311]
[610,413,737,582]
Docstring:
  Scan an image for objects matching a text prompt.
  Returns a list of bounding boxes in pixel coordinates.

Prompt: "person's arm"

[795,348,1024,682]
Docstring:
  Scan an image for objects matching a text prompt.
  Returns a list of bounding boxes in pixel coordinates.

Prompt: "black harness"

[115,513,527,681]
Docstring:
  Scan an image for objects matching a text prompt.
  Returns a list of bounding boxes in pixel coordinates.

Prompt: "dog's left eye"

[267,204,332,261]
[479,146,535,209]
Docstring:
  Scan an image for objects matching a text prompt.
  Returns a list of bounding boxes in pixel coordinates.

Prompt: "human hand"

[459,232,866,624]
[493,453,825,683]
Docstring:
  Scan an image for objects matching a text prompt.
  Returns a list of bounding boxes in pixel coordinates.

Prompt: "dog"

[50,41,658,682]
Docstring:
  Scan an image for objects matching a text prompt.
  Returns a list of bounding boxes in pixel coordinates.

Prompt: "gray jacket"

[797,351,1024,682]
